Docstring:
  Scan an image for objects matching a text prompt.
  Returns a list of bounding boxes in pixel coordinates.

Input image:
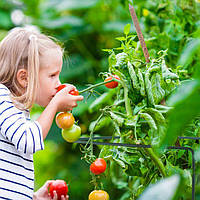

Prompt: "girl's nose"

[56,80,61,88]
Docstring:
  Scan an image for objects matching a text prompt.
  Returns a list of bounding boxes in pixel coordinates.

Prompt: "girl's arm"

[0,85,83,154]
[36,100,57,140]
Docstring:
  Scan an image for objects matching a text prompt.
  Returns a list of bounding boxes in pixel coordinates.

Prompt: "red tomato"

[56,84,79,96]
[49,180,68,200]
[56,84,67,93]
[69,89,79,96]
[90,158,107,175]
[104,75,120,89]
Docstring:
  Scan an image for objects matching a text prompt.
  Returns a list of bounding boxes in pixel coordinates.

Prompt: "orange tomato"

[56,112,75,129]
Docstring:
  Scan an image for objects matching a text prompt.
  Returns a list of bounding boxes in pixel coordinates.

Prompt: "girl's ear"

[17,69,28,88]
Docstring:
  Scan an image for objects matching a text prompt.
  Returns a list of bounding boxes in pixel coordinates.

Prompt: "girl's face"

[35,48,62,107]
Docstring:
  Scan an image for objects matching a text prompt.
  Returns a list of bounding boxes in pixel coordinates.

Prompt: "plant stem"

[89,113,104,157]
[142,139,167,177]
[79,79,121,94]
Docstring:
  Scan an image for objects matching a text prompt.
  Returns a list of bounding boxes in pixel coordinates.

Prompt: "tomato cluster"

[89,159,109,198]
[55,85,110,199]
[55,84,81,143]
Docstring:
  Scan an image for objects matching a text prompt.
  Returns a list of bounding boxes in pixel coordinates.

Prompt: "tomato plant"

[49,180,68,200]
[79,24,192,199]
[104,75,120,89]
[88,190,109,200]
[90,158,107,175]
[62,124,81,143]
[56,112,75,129]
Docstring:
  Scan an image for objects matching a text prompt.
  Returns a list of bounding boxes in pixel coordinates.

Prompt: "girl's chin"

[35,100,50,108]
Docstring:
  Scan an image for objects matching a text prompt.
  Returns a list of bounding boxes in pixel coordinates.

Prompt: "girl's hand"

[53,84,83,112]
[52,190,69,200]
[33,180,69,200]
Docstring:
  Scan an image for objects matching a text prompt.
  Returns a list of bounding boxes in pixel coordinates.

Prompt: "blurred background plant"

[0,0,200,199]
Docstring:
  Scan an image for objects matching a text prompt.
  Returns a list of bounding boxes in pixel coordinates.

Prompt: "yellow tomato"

[88,190,109,200]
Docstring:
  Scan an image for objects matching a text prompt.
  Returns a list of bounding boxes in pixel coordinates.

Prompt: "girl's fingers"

[70,95,84,101]
[52,190,58,200]
[61,195,69,200]
[43,180,54,187]
[76,95,84,101]
[64,85,76,93]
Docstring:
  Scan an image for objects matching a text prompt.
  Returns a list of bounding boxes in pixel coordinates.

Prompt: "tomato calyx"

[104,75,120,89]
[90,158,107,175]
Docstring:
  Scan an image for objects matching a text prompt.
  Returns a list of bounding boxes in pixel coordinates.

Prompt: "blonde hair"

[0,27,62,110]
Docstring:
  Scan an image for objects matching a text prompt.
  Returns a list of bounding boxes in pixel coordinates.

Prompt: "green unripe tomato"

[62,124,81,143]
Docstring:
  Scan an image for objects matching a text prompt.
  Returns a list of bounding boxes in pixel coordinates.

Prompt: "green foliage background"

[0,0,200,199]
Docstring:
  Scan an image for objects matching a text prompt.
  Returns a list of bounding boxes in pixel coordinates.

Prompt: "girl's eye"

[50,74,56,78]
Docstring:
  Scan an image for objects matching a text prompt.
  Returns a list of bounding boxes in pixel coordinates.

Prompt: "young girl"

[0,27,83,199]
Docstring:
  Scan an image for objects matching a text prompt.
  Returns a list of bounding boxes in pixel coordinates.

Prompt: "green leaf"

[138,175,180,200]
[89,90,116,112]
[108,112,125,127]
[89,116,111,132]
[177,38,200,69]
[151,73,165,104]
[161,59,179,80]
[160,80,200,149]
[115,37,126,41]
[124,24,131,35]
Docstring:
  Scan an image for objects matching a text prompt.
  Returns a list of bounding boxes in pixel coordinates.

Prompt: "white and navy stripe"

[0,84,44,200]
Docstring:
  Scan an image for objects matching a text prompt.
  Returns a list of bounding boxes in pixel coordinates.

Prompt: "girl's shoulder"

[0,83,11,101]
[0,83,10,93]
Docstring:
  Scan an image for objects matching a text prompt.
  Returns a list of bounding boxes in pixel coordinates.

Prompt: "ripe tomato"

[62,124,81,143]
[90,158,107,175]
[56,84,79,96]
[56,84,67,93]
[56,112,75,129]
[89,190,109,200]
[104,75,120,89]
[69,89,79,96]
[49,180,68,200]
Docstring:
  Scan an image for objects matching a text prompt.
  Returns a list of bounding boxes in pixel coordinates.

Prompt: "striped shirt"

[0,84,44,200]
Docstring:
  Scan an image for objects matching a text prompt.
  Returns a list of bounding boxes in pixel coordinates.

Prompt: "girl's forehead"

[40,48,63,69]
